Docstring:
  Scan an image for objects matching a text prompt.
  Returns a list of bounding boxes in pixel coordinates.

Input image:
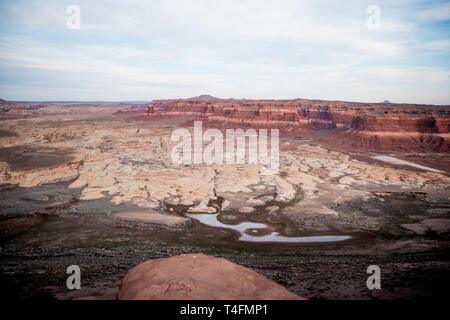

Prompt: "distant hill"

[382,100,391,104]
[188,95,218,100]
[0,98,6,103]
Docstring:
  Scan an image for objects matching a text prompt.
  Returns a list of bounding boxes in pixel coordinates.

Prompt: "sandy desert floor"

[0,103,449,299]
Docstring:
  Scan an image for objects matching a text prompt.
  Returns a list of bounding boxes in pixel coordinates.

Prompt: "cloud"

[423,40,450,50]
[419,2,450,21]
[361,66,450,83]
[0,0,449,104]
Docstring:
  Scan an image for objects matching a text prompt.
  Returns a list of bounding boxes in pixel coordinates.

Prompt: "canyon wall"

[140,97,450,153]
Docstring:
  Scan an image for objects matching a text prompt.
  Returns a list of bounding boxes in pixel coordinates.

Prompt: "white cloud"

[361,66,450,83]
[0,0,449,104]
[419,2,450,21]
[423,40,450,50]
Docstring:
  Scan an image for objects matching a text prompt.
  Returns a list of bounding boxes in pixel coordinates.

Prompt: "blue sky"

[0,0,449,104]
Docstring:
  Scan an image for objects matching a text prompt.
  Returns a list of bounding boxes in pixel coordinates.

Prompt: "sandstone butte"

[117,254,304,300]
[131,96,450,153]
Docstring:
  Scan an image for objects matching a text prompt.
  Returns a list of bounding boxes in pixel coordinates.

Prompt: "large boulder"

[117,254,304,300]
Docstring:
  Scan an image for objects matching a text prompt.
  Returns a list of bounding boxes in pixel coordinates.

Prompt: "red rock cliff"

[142,97,450,153]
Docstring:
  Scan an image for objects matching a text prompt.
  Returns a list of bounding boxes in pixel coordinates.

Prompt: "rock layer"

[117,254,304,300]
[140,97,450,152]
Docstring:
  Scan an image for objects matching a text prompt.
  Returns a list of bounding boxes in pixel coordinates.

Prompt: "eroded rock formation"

[140,97,449,152]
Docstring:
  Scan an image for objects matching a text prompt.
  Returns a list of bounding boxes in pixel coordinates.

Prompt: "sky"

[0,0,449,104]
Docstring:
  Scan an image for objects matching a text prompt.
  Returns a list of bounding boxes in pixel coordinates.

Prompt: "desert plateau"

[1,1,450,304]
[0,97,449,300]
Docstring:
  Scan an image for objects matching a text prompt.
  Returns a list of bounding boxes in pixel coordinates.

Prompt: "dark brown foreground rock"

[117,254,305,300]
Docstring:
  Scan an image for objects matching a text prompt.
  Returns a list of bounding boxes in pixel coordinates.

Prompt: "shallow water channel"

[186,213,352,243]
